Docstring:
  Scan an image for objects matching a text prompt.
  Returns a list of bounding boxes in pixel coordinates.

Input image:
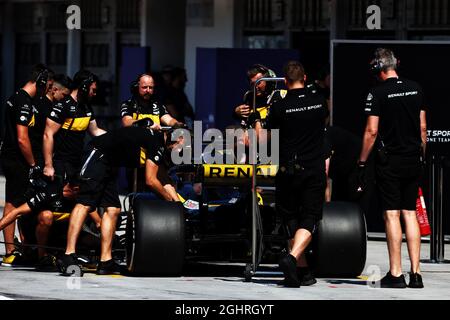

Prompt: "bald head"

[138,74,155,100]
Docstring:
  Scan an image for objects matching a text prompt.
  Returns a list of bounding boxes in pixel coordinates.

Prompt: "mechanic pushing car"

[357,48,427,289]
[0,64,51,266]
[43,70,106,186]
[254,61,328,288]
[57,123,182,275]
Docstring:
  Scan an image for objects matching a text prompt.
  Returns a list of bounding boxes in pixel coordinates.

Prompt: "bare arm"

[121,115,135,127]
[160,114,182,127]
[420,110,427,156]
[17,125,35,167]
[88,120,107,137]
[145,160,173,201]
[358,116,379,163]
[43,119,62,178]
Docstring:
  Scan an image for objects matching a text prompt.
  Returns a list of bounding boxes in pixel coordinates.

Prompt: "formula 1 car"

[123,163,367,280]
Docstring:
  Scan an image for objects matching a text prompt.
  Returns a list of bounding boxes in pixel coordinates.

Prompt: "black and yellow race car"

[124,163,367,280]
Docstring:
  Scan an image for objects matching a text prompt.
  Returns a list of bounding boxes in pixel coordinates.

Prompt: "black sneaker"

[56,253,80,275]
[297,267,317,286]
[96,259,121,275]
[408,273,424,289]
[35,255,58,272]
[278,253,300,288]
[379,272,407,288]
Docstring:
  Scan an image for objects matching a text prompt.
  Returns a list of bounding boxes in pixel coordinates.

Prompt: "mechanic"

[121,73,184,195]
[121,73,183,128]
[57,124,182,275]
[234,64,286,130]
[25,73,74,268]
[0,64,50,266]
[43,70,106,187]
[358,48,427,289]
[255,61,328,288]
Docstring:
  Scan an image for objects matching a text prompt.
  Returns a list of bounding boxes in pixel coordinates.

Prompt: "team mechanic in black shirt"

[30,74,72,163]
[234,64,287,130]
[121,73,184,196]
[43,70,106,186]
[57,126,179,275]
[29,74,73,266]
[255,61,328,287]
[358,48,427,289]
[0,64,50,266]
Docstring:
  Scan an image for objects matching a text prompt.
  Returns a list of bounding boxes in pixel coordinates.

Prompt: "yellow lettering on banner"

[203,165,278,178]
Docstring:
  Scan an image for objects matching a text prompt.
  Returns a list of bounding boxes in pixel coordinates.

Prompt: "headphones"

[370,49,399,75]
[252,64,277,79]
[36,69,48,91]
[130,73,152,97]
[79,74,95,94]
[251,64,277,91]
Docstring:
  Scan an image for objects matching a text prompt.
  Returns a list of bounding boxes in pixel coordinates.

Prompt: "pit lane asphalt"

[1,176,450,300]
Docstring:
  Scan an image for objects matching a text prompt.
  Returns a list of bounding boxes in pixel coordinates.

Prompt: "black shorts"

[54,160,80,186]
[275,161,326,237]
[1,156,29,207]
[77,148,121,210]
[376,155,421,211]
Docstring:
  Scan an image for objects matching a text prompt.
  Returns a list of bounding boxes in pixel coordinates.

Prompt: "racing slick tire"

[310,202,367,278]
[126,196,185,276]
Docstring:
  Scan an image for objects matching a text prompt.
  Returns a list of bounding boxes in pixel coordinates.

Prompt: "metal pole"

[430,155,437,262]
[426,155,449,264]
[251,77,285,274]
[437,156,445,262]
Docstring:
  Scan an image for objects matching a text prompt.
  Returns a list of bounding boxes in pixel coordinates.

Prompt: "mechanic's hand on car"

[150,123,161,131]
[173,122,188,130]
[235,104,251,118]
[43,165,55,180]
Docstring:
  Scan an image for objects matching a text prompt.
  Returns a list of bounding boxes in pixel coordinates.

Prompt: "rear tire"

[310,202,367,278]
[126,195,185,276]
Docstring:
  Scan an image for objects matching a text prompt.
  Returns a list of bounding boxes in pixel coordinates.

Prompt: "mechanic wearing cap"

[255,61,328,287]
[358,48,427,289]
[57,125,179,275]
[0,63,50,266]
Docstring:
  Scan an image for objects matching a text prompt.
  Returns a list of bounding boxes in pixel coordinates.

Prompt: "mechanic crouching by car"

[57,123,181,275]
[255,61,328,287]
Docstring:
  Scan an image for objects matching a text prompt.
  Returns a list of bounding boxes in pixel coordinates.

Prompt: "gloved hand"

[247,111,261,126]
[356,161,367,194]
[133,118,154,128]
[29,164,43,180]
[348,161,368,201]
